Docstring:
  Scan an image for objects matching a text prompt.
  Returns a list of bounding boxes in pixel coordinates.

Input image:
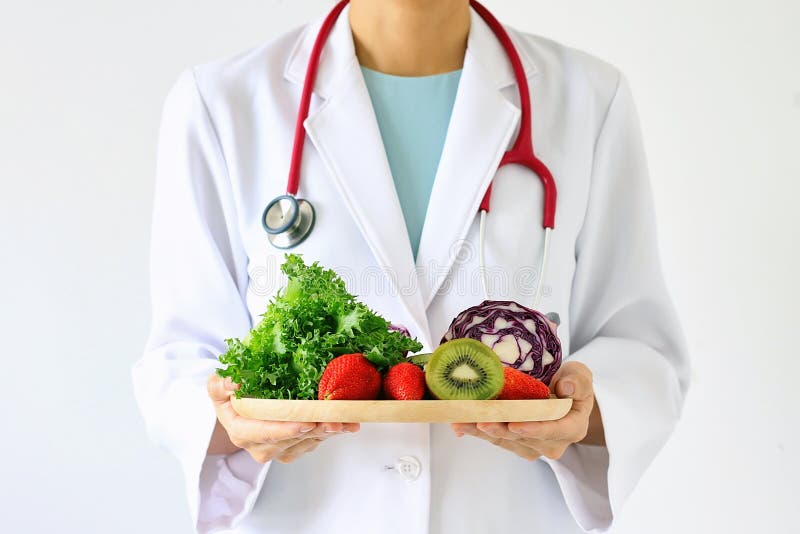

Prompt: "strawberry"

[498,367,550,400]
[383,362,426,400]
[318,353,382,400]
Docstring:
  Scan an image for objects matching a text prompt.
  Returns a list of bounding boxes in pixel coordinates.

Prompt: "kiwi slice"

[409,352,432,369]
[425,339,504,400]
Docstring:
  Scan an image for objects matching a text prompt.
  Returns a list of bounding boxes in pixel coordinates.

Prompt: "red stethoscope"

[262,0,557,307]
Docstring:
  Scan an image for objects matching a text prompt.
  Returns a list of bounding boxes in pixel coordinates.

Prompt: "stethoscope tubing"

[479,212,550,307]
[270,0,558,309]
[285,0,349,196]
[469,0,556,228]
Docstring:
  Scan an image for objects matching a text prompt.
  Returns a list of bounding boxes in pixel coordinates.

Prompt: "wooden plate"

[230,396,572,423]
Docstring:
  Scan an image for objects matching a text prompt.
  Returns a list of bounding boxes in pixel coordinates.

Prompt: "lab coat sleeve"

[543,73,691,532]
[131,69,270,533]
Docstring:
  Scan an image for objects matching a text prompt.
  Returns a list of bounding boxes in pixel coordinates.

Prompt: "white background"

[1,0,798,532]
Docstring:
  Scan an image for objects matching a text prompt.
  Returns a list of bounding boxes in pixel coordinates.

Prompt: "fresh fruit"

[383,362,426,400]
[317,353,382,400]
[498,367,550,400]
[409,352,432,370]
[425,339,504,400]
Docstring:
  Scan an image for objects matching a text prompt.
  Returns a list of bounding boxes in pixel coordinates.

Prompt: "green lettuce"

[217,254,422,399]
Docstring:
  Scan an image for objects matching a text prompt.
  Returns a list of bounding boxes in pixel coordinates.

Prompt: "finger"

[475,422,515,440]
[225,376,240,392]
[301,422,360,437]
[463,420,581,450]
[451,423,478,437]
[288,422,360,447]
[230,418,318,445]
[320,422,344,434]
[550,361,593,401]
[275,438,322,464]
[516,437,571,459]
[245,442,282,464]
[507,412,588,442]
[341,422,360,433]
[507,420,561,440]
[259,431,327,452]
[211,392,242,427]
[207,376,240,410]
[209,378,245,428]
[209,384,318,441]
[206,377,317,442]
[207,373,237,403]
[284,422,341,439]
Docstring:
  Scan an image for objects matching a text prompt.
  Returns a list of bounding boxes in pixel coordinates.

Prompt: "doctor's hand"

[206,374,360,463]
[451,362,605,461]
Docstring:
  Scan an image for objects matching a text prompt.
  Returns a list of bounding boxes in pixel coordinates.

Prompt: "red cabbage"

[389,324,412,356]
[441,300,562,385]
[388,323,411,338]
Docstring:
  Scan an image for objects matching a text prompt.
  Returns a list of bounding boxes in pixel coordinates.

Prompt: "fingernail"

[300,425,315,433]
[455,432,464,438]
[560,381,575,397]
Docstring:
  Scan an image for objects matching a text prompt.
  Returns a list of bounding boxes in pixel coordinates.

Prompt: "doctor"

[133,0,689,532]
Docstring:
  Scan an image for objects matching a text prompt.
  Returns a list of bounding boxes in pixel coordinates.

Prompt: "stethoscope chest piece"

[261,0,558,310]
[262,194,315,249]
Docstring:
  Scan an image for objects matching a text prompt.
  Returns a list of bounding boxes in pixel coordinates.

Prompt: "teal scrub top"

[360,66,462,259]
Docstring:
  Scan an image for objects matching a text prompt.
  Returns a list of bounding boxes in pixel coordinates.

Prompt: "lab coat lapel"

[415,9,537,309]
[284,5,432,346]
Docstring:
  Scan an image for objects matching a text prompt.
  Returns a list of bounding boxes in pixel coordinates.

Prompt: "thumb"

[551,361,593,401]
[207,373,239,403]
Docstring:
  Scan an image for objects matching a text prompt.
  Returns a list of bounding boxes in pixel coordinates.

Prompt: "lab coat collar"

[283,3,538,97]
[283,3,538,342]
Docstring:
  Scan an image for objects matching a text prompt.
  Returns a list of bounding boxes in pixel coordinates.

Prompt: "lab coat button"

[391,455,421,481]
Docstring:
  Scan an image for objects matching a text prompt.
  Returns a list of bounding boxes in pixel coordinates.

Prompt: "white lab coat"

[132,4,689,533]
